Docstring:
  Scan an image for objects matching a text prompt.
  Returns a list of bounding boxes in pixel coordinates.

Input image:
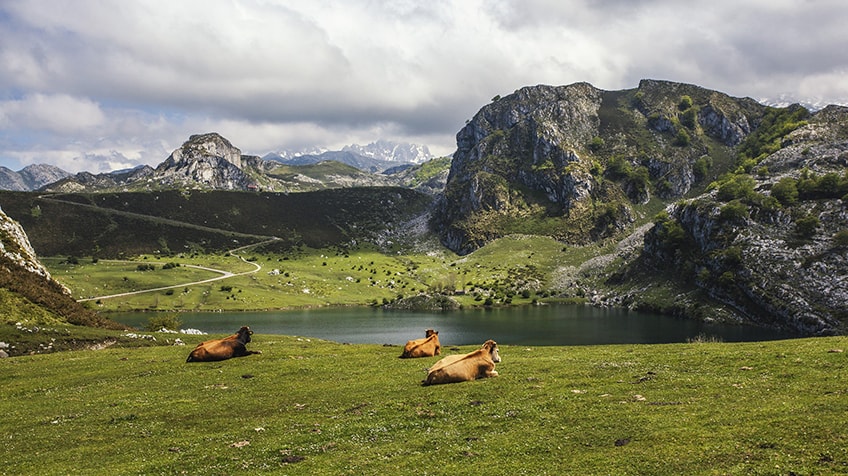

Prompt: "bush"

[588,136,605,152]
[654,211,686,247]
[679,107,698,129]
[674,129,691,147]
[718,271,736,287]
[798,171,848,199]
[144,314,182,332]
[771,177,798,206]
[693,156,712,180]
[720,200,749,222]
[721,246,743,267]
[795,215,819,238]
[834,230,848,248]
[716,174,755,202]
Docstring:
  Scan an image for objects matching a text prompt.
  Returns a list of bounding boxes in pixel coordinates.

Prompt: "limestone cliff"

[0,206,112,328]
[641,106,848,335]
[0,206,54,281]
[154,133,255,190]
[433,80,768,254]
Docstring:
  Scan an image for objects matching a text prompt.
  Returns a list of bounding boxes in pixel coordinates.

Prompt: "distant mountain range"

[0,164,72,191]
[0,138,441,193]
[263,140,432,173]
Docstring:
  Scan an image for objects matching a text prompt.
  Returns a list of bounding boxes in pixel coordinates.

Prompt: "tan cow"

[422,339,501,386]
[400,329,441,358]
[186,326,262,362]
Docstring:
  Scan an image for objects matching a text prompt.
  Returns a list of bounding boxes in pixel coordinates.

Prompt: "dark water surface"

[109,304,797,346]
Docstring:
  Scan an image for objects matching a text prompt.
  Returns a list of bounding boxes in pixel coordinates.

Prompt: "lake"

[109,304,798,346]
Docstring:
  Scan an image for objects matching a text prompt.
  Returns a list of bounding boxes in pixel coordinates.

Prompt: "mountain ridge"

[1,139,438,193]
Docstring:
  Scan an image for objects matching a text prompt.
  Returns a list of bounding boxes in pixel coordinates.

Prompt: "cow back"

[400,331,441,358]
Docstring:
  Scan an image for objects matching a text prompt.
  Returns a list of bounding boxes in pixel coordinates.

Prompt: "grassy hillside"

[1,333,846,474]
[0,188,433,258]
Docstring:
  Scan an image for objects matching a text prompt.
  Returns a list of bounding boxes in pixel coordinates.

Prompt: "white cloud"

[1,0,847,174]
[0,94,105,134]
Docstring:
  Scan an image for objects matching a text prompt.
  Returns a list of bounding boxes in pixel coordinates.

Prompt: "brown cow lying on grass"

[186,326,261,362]
[422,339,500,386]
[400,329,441,358]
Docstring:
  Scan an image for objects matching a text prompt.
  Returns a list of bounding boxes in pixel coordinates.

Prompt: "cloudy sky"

[1,0,846,174]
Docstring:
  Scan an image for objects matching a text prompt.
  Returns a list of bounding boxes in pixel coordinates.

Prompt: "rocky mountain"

[0,164,71,191]
[0,206,114,330]
[637,104,848,335]
[149,133,256,190]
[266,140,433,173]
[267,150,400,173]
[40,133,446,194]
[433,79,769,254]
[431,78,846,335]
[342,140,432,164]
[44,165,155,193]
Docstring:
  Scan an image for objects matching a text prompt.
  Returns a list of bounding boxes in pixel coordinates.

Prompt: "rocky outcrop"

[433,80,770,254]
[153,133,255,190]
[0,206,55,282]
[0,164,71,191]
[43,165,154,193]
[641,106,848,335]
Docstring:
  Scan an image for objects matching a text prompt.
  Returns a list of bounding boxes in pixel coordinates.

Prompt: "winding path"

[77,238,278,302]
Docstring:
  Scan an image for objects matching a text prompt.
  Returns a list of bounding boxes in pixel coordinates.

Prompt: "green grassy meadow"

[43,236,592,313]
[2,333,846,475]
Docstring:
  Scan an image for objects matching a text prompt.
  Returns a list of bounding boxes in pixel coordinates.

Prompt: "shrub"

[721,246,743,267]
[720,200,749,222]
[834,230,848,248]
[798,171,848,199]
[716,174,755,202]
[144,314,182,332]
[693,156,712,180]
[771,177,798,206]
[674,129,691,147]
[679,107,698,129]
[588,136,605,152]
[795,215,819,238]
[718,271,736,287]
[653,211,686,247]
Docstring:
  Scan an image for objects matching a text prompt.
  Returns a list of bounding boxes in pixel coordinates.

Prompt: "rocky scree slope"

[641,105,848,335]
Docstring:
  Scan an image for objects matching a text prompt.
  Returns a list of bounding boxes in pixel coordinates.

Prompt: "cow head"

[237,326,253,343]
[425,329,438,337]
[483,339,501,363]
